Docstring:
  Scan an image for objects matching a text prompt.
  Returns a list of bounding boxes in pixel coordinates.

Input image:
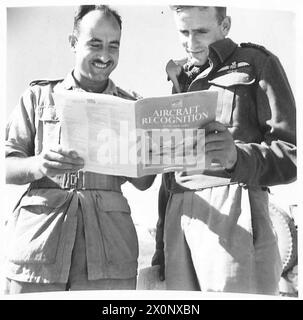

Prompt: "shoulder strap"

[29,79,64,107]
[29,78,63,87]
[240,42,271,56]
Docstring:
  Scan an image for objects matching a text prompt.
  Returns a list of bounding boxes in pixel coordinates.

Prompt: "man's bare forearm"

[6,156,42,185]
[6,148,85,185]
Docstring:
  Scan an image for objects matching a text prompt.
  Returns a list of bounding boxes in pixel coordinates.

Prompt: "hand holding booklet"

[54,90,218,177]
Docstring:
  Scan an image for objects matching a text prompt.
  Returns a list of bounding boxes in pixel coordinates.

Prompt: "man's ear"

[221,16,231,36]
[69,34,78,51]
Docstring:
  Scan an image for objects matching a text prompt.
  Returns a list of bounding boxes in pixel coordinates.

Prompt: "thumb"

[170,74,181,93]
[166,59,183,93]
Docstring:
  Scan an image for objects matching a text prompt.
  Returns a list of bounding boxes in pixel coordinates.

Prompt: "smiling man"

[152,6,296,295]
[5,5,155,294]
[70,7,121,92]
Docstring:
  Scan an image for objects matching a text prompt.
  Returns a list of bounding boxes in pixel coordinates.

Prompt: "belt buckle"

[69,172,79,189]
[68,171,85,190]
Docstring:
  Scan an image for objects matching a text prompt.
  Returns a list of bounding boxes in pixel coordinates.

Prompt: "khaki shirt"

[5,72,139,283]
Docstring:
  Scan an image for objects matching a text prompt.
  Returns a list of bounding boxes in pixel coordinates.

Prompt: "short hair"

[170,5,227,24]
[73,5,122,35]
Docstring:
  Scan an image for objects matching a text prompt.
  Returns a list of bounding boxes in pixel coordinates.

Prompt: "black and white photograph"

[1,0,301,302]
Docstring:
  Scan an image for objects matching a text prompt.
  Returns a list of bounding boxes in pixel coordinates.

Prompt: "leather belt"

[168,182,237,194]
[167,178,237,194]
[29,171,123,192]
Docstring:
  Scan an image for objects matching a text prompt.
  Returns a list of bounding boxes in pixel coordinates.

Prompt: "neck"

[72,70,108,93]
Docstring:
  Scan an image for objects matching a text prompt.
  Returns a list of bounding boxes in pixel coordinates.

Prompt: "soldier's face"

[174,7,229,66]
[72,10,121,84]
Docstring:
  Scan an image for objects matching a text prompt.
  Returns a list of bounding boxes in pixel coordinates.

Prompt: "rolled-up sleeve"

[231,54,296,186]
[6,88,37,157]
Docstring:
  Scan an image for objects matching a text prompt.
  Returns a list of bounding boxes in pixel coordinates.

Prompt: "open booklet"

[54,90,218,177]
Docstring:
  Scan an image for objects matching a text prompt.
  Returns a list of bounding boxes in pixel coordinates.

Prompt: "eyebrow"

[89,38,102,42]
[180,27,209,33]
[89,38,120,45]
[109,40,120,45]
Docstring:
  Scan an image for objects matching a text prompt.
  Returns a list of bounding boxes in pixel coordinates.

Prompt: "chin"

[191,58,208,66]
[91,73,110,83]
[189,53,208,66]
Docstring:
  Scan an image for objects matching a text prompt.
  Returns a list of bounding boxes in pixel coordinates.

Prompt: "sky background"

[1,0,302,298]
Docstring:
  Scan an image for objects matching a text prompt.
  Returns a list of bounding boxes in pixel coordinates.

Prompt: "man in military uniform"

[152,6,296,294]
[5,5,155,293]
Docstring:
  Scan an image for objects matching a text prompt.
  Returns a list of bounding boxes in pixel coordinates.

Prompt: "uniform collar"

[56,71,119,95]
[208,38,238,66]
[188,38,238,83]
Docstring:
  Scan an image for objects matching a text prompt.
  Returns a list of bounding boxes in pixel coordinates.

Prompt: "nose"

[186,33,199,52]
[185,33,201,51]
[98,48,111,63]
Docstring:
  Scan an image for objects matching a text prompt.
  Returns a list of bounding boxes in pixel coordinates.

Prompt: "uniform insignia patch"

[230,61,237,70]
[217,62,250,73]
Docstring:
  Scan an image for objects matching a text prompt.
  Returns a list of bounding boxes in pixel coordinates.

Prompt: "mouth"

[187,49,208,65]
[187,49,205,55]
[91,59,112,69]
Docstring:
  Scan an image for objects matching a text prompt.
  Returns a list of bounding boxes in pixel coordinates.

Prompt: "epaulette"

[29,78,63,87]
[116,87,143,100]
[240,42,271,56]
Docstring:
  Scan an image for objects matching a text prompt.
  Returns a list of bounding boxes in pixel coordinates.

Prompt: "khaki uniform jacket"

[5,72,139,283]
[171,37,296,190]
[154,38,296,293]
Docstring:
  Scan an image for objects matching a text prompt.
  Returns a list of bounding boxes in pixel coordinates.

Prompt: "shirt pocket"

[6,189,70,264]
[95,192,139,265]
[208,70,256,126]
[37,104,61,150]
